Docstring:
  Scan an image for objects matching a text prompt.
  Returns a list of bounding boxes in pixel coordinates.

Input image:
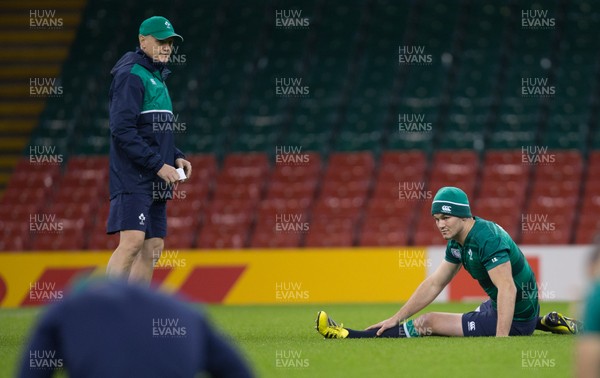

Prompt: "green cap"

[139,16,183,41]
[431,186,472,218]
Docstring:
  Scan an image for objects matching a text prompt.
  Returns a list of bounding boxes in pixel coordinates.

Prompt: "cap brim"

[151,31,184,42]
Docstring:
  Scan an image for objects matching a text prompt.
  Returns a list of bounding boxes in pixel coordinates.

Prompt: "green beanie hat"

[431,186,472,218]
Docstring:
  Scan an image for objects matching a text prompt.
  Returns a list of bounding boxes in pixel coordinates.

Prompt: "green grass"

[0,303,576,378]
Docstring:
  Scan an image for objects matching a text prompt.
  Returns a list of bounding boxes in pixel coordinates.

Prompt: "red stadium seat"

[250,226,303,248]
[432,150,478,172]
[14,156,63,173]
[359,229,409,246]
[328,152,374,169]
[311,197,365,218]
[0,203,42,222]
[413,229,446,246]
[184,154,217,179]
[165,220,197,249]
[212,154,268,205]
[379,151,427,180]
[428,179,476,200]
[5,169,60,193]
[168,199,204,217]
[0,220,31,251]
[203,199,256,227]
[86,201,117,250]
[520,229,570,244]
[197,224,250,249]
[478,185,526,206]
[53,186,106,205]
[310,216,356,233]
[304,230,354,247]
[212,182,264,202]
[265,180,318,201]
[324,152,375,182]
[412,201,446,246]
[0,187,47,207]
[365,197,416,218]
[360,216,410,246]
[220,153,269,181]
[520,150,580,246]
[66,156,109,171]
[270,153,322,183]
[257,198,311,216]
[304,153,373,248]
[574,213,600,244]
[319,180,370,199]
[87,232,119,251]
[31,231,86,251]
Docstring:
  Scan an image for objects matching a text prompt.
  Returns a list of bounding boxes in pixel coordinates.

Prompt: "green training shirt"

[583,280,600,334]
[444,217,539,321]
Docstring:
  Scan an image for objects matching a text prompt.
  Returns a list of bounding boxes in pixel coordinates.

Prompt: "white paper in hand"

[176,167,187,180]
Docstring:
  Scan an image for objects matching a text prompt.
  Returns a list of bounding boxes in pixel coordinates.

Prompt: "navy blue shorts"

[461,300,539,337]
[106,193,167,239]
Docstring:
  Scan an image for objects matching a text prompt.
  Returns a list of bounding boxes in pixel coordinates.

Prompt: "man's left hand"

[175,158,192,181]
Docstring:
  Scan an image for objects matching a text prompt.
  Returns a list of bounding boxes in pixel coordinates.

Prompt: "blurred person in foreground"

[576,245,600,378]
[317,186,582,339]
[106,16,192,285]
[18,279,253,378]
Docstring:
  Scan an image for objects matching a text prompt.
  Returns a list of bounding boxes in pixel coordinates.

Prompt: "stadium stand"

[0,1,85,191]
[2,0,600,250]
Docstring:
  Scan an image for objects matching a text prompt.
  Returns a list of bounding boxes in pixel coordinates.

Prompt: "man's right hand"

[366,316,400,336]
[157,164,180,184]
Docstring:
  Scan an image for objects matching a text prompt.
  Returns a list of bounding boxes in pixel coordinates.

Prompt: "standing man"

[576,245,600,378]
[106,16,192,285]
[316,186,582,338]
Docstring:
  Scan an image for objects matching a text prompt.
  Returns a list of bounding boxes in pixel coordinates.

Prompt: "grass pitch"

[1,302,576,377]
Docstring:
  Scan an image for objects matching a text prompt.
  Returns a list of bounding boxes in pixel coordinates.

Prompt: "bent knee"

[116,231,145,254]
[143,238,164,262]
[146,239,164,252]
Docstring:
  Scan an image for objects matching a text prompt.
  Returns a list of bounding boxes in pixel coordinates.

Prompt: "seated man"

[316,186,582,339]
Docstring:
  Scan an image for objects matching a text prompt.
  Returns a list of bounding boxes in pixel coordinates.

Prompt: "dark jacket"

[18,280,254,378]
[108,47,185,199]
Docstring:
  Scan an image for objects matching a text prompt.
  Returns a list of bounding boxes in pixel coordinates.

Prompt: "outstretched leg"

[315,311,463,339]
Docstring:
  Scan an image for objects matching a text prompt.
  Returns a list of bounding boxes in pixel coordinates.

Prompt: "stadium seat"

[6,0,599,252]
[250,205,308,248]
[574,212,600,244]
[359,216,410,246]
[265,180,318,201]
[31,232,86,251]
[87,232,119,251]
[197,225,251,249]
[412,201,446,246]
[0,219,31,251]
[304,230,354,247]
[250,228,303,248]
